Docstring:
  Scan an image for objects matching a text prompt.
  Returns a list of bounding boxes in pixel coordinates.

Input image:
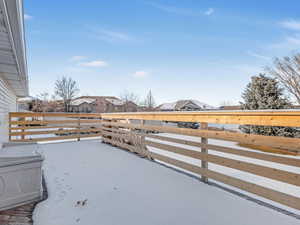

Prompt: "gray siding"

[0,76,16,148]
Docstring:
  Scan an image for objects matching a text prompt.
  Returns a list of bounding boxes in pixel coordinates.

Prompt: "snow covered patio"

[32,139,299,225]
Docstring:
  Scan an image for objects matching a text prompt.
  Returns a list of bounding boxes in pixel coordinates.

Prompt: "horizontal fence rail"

[100,110,300,127]
[8,111,300,211]
[9,112,102,142]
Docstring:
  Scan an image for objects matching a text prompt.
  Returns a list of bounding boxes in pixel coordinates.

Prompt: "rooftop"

[158,99,215,111]
[70,98,96,106]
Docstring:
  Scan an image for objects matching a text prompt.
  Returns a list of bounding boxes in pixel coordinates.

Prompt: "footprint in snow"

[75,199,88,207]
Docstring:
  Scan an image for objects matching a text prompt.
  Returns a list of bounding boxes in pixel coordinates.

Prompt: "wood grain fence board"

[145,134,300,167]
[11,133,102,142]
[102,127,132,134]
[146,140,300,186]
[10,128,102,136]
[9,112,102,118]
[102,121,300,153]
[102,130,134,140]
[101,111,300,127]
[9,125,100,130]
[10,119,102,125]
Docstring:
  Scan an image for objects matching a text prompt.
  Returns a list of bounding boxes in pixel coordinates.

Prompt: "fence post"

[8,113,12,141]
[77,116,81,141]
[102,119,112,143]
[20,117,25,140]
[200,122,208,183]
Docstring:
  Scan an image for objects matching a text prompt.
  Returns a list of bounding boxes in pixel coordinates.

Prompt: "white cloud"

[133,71,148,78]
[247,51,270,60]
[279,19,300,30]
[268,35,300,50]
[286,36,300,45]
[145,2,215,17]
[145,2,199,16]
[88,27,135,43]
[69,56,87,62]
[79,60,108,67]
[24,14,33,20]
[98,30,131,41]
[204,8,214,16]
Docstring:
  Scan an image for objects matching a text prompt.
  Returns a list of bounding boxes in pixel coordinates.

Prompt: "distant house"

[18,97,65,112]
[157,100,215,111]
[69,97,96,113]
[18,97,35,111]
[70,96,138,113]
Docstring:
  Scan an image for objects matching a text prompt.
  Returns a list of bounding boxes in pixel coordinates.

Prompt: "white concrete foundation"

[0,144,43,211]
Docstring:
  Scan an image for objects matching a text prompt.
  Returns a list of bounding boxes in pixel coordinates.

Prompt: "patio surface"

[32,139,299,225]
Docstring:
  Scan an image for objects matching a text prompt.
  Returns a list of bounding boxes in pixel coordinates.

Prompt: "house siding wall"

[0,76,17,148]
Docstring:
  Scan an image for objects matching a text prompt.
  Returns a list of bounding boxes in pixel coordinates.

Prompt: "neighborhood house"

[70,96,138,113]
[157,99,215,111]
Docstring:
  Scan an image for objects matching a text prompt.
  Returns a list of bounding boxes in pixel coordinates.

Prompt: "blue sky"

[24,0,300,106]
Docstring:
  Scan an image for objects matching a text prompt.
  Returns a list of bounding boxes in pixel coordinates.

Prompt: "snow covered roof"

[158,99,215,111]
[105,98,124,106]
[189,100,216,110]
[71,96,127,106]
[70,98,96,106]
[159,102,177,110]
[17,96,36,102]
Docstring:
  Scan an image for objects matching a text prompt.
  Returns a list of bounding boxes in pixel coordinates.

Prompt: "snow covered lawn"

[33,140,299,225]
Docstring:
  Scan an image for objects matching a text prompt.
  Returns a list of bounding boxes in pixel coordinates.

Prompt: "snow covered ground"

[32,139,300,225]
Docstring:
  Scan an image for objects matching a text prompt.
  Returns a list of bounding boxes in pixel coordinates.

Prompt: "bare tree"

[143,90,156,111]
[267,53,300,104]
[31,92,50,112]
[55,76,79,112]
[37,92,50,112]
[119,90,139,112]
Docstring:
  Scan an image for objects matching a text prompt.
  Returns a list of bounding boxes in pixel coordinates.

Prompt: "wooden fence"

[8,111,300,211]
[9,112,102,142]
[100,111,300,211]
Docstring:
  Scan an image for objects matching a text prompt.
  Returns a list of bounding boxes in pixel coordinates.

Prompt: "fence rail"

[9,112,102,142]
[8,111,300,211]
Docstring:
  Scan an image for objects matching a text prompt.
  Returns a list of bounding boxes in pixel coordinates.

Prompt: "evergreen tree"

[240,74,299,137]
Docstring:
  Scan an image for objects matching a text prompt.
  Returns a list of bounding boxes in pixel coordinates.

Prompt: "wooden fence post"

[20,117,25,140]
[77,117,81,141]
[141,119,145,127]
[200,122,208,183]
[8,113,11,141]
[102,119,112,143]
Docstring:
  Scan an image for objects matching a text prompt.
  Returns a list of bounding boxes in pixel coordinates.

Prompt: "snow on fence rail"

[8,111,300,211]
[100,111,300,211]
